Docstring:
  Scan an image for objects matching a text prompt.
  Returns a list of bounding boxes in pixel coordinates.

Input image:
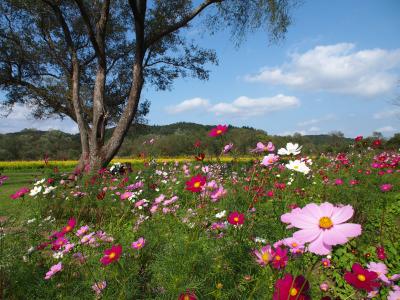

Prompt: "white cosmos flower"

[277,143,302,155]
[285,160,310,174]
[215,210,226,219]
[29,186,43,196]
[43,186,56,195]
[34,178,46,186]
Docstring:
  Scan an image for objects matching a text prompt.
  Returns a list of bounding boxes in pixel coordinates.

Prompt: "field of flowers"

[1,125,399,299]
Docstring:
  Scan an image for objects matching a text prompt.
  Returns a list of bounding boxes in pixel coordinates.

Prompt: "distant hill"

[0,122,398,160]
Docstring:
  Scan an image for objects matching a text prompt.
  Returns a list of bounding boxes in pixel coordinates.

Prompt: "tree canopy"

[0,0,297,170]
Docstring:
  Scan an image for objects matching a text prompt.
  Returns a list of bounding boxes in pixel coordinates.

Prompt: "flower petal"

[293,228,321,243]
[307,233,332,255]
[331,205,354,224]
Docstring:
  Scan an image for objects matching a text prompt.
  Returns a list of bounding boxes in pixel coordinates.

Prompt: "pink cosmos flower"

[223,143,234,154]
[289,202,362,255]
[10,187,30,199]
[388,289,400,300]
[92,281,107,295]
[280,207,301,229]
[334,178,343,185]
[322,258,331,268]
[367,262,391,284]
[261,154,279,167]
[44,262,62,280]
[131,237,146,250]
[209,124,228,137]
[120,191,133,200]
[251,141,275,153]
[282,237,305,254]
[76,225,89,237]
[100,244,122,265]
[380,184,393,192]
[253,245,273,266]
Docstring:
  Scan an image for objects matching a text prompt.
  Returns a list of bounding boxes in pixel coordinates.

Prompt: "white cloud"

[297,114,336,126]
[0,104,78,133]
[373,108,400,119]
[376,125,396,133]
[245,43,400,97]
[166,97,210,114]
[210,94,300,117]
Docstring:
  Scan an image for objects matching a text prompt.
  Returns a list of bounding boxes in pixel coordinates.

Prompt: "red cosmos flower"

[194,153,205,161]
[355,135,363,142]
[178,291,197,300]
[47,178,54,185]
[61,218,76,234]
[10,187,30,199]
[273,273,310,300]
[227,211,245,225]
[271,247,288,269]
[97,190,106,200]
[185,175,206,193]
[194,140,202,148]
[209,124,228,137]
[100,245,122,265]
[372,139,382,147]
[344,263,380,292]
[376,246,386,260]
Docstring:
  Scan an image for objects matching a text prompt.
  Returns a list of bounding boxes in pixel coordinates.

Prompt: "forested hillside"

[0,122,398,160]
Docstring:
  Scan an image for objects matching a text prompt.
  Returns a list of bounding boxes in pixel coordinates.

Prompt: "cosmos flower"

[289,202,362,255]
[285,160,310,174]
[251,141,275,153]
[277,143,302,156]
[227,211,244,225]
[367,262,391,284]
[185,175,206,193]
[178,291,197,300]
[10,187,30,199]
[61,218,76,234]
[271,247,288,269]
[380,184,393,192]
[44,262,62,280]
[273,274,310,300]
[344,263,380,292]
[222,143,234,154]
[92,281,107,295]
[100,245,122,265]
[209,125,228,137]
[253,245,273,266]
[261,154,280,167]
[131,237,146,250]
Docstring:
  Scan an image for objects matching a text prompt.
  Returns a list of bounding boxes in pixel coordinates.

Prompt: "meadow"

[0,127,399,299]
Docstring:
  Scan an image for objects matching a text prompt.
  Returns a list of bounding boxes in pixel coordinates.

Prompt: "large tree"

[0,0,296,171]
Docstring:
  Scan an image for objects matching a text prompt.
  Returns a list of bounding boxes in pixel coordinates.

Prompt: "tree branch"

[145,0,222,48]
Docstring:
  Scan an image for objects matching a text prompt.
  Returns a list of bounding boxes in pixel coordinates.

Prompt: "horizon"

[1,0,399,137]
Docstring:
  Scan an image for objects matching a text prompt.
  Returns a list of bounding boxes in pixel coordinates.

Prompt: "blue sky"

[1,0,400,137]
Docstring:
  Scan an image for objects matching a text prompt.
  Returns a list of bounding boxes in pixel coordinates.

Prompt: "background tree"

[0,0,297,171]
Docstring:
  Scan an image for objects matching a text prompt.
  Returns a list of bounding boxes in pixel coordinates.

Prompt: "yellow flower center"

[184,296,190,300]
[136,243,142,248]
[193,182,201,188]
[109,252,116,259]
[216,129,222,134]
[319,217,333,229]
[294,165,299,169]
[261,252,269,262]
[357,274,366,282]
[292,242,298,247]
[275,255,281,261]
[233,217,239,222]
[65,225,71,231]
[290,288,298,296]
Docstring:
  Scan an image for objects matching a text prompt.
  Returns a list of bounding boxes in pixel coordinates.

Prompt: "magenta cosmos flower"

[344,263,380,292]
[131,237,146,250]
[100,244,122,265]
[273,274,310,300]
[61,218,76,234]
[185,175,207,193]
[227,211,244,225]
[380,184,393,192]
[288,202,362,255]
[209,125,228,137]
[10,187,30,199]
